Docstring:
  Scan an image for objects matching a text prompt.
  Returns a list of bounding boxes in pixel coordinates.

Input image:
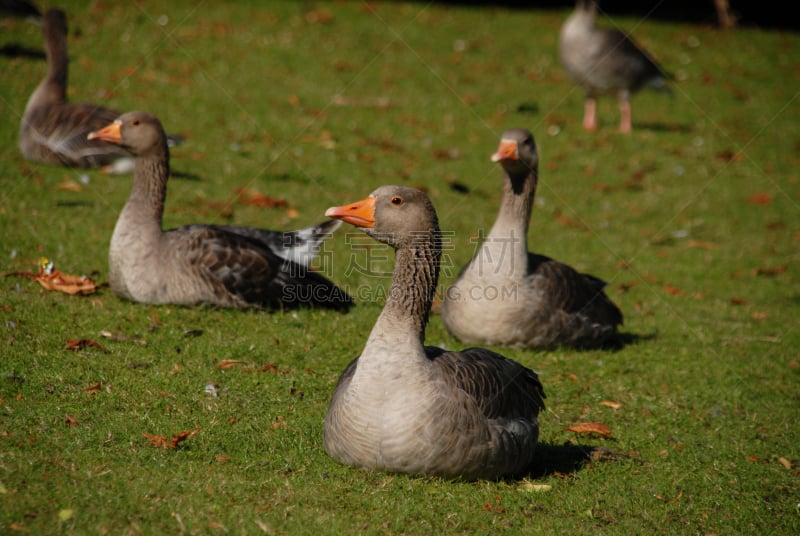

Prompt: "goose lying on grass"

[88,111,352,311]
[323,185,545,480]
[442,128,622,349]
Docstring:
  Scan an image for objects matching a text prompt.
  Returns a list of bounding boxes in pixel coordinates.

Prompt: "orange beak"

[325,195,376,228]
[490,138,518,162]
[87,120,122,143]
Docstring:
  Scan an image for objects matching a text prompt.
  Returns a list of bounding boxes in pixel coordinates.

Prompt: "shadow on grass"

[0,43,44,59]
[171,169,203,181]
[520,442,642,481]
[637,121,694,133]
[525,442,595,478]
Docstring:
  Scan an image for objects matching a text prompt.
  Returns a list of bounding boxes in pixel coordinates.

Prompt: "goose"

[558,0,672,133]
[18,8,136,168]
[323,185,545,480]
[441,128,623,349]
[87,111,352,311]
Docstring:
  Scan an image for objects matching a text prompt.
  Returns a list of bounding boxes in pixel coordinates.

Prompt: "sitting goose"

[441,128,622,349]
[87,111,352,311]
[323,185,545,480]
[19,8,134,168]
[558,0,672,133]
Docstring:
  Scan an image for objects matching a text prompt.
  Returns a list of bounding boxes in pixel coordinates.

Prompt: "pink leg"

[583,98,597,131]
[619,100,632,133]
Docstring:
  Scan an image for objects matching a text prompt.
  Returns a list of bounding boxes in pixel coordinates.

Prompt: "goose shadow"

[0,42,45,59]
[517,441,641,480]
[636,121,693,133]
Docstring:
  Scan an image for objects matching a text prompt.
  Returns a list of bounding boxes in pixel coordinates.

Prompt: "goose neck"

[367,231,440,348]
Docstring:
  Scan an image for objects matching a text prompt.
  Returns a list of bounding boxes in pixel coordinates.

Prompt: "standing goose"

[323,185,545,480]
[87,111,352,311]
[558,0,672,133]
[19,8,133,168]
[442,128,622,349]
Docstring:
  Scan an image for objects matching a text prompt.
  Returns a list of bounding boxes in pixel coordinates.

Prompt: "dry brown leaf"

[752,265,786,277]
[566,422,613,438]
[685,239,717,249]
[84,382,102,395]
[745,192,772,205]
[260,364,290,374]
[553,210,587,230]
[663,284,685,296]
[142,433,168,448]
[235,187,288,208]
[36,269,97,295]
[143,429,199,449]
[65,414,78,427]
[730,296,749,305]
[599,400,622,409]
[217,359,247,369]
[66,339,109,352]
[56,179,82,192]
[777,457,792,470]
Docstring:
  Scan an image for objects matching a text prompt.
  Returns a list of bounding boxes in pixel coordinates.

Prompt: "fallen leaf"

[58,509,74,521]
[84,382,102,395]
[56,179,82,192]
[730,296,749,305]
[217,359,246,369]
[7,259,98,295]
[752,265,786,277]
[663,284,685,296]
[566,422,613,438]
[685,239,717,249]
[746,454,759,462]
[216,455,231,463]
[553,210,587,230]
[745,192,772,205]
[36,270,97,295]
[143,429,199,449]
[65,339,109,353]
[260,364,290,374]
[599,400,622,409]
[778,457,792,470]
[65,414,78,427]
[142,433,168,448]
[235,187,288,208]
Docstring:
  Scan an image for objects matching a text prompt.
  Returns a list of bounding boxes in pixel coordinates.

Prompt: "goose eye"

[131,119,140,126]
[390,196,403,206]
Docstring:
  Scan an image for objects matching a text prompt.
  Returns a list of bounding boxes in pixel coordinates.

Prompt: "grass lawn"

[1,1,798,534]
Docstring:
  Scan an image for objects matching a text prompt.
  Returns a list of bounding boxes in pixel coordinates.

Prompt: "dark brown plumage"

[323,185,544,480]
[442,128,622,349]
[559,0,672,132]
[88,111,352,311]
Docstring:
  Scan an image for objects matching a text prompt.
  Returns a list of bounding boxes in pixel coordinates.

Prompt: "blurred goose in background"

[87,111,353,311]
[558,0,672,133]
[323,185,545,480]
[441,128,623,349]
[19,8,182,171]
[19,8,132,168]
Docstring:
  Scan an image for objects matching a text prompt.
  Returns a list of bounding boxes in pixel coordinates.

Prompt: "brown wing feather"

[427,346,545,420]
[529,253,623,327]
[174,225,352,310]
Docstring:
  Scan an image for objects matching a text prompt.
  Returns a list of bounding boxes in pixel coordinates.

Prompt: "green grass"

[1,1,798,534]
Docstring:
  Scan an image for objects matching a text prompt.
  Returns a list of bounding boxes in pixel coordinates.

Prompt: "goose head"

[325,185,438,249]
[88,111,166,156]
[491,128,538,179]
